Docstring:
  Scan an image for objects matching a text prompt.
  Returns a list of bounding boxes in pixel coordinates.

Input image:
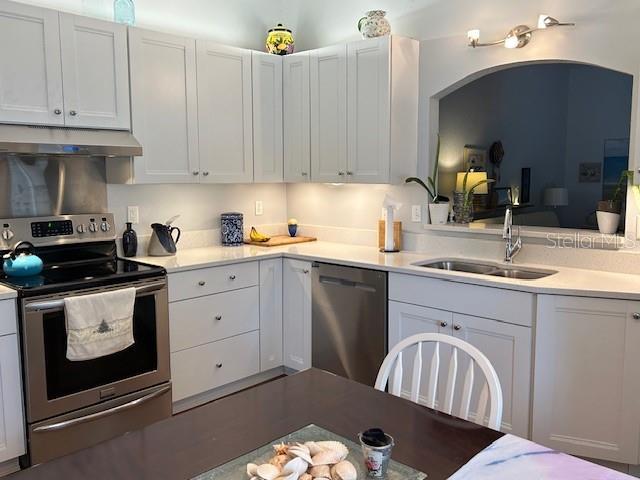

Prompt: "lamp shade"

[543,187,569,207]
[456,171,489,194]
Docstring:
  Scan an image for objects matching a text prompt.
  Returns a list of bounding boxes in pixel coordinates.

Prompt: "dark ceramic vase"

[122,222,138,257]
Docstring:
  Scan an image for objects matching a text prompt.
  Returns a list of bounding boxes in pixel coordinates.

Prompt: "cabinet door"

[283,259,312,371]
[260,259,283,371]
[0,334,26,463]
[283,53,311,182]
[388,301,452,406]
[59,14,130,129]
[310,44,347,183]
[129,28,199,183]
[346,37,390,183]
[253,52,283,183]
[452,313,531,438]
[533,295,640,463]
[197,42,253,183]
[0,1,63,125]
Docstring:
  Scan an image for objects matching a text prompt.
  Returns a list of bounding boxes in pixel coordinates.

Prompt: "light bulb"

[538,14,550,29]
[504,34,519,49]
[467,29,480,43]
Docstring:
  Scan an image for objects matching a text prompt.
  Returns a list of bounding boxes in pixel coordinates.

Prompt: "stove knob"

[76,224,87,234]
[1,229,14,241]
[88,223,98,233]
[100,221,111,232]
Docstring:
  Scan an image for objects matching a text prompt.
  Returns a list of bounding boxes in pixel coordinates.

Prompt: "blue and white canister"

[221,212,244,246]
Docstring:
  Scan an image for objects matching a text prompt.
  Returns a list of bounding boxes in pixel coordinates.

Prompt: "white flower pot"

[596,211,620,234]
[428,202,450,225]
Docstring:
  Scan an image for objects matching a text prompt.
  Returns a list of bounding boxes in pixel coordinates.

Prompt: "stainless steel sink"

[415,259,556,280]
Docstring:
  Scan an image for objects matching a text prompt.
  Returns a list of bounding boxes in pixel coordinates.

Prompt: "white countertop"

[135,241,640,301]
[0,284,17,300]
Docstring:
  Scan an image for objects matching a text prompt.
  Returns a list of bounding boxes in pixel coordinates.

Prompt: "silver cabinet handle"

[229,275,236,280]
[214,315,222,321]
[633,313,640,320]
[54,108,62,115]
[453,324,462,331]
[303,269,309,274]
[69,110,77,116]
[193,171,199,176]
[33,385,170,433]
[440,321,448,327]
[301,172,308,176]
[346,171,353,176]
[338,171,345,176]
[198,280,206,286]
[216,363,223,368]
[203,171,209,176]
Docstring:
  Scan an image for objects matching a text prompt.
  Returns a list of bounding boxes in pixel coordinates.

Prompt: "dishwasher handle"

[318,275,377,293]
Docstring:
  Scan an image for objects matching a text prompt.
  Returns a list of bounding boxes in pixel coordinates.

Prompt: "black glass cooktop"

[0,241,165,296]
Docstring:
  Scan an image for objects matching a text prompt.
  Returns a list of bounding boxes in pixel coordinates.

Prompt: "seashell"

[270,454,290,469]
[309,464,331,477]
[311,449,344,466]
[315,441,349,461]
[287,445,313,464]
[247,463,259,477]
[257,463,280,480]
[299,474,312,480]
[304,441,324,456]
[330,460,357,480]
[273,443,290,456]
[282,456,308,476]
[274,474,297,480]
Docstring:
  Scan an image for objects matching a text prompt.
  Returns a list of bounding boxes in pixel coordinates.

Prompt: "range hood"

[0,124,142,156]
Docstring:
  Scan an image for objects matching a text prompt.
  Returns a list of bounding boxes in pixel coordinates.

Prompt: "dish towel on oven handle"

[64,287,136,361]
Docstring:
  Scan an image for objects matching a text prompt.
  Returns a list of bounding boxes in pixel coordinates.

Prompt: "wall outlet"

[255,200,263,216]
[411,205,422,222]
[127,206,139,224]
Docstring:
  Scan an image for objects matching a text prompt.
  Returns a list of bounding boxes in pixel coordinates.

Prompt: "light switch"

[255,201,263,216]
[127,206,139,224]
[411,205,422,222]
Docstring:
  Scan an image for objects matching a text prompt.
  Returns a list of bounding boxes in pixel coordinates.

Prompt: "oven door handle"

[32,384,171,433]
[24,280,166,312]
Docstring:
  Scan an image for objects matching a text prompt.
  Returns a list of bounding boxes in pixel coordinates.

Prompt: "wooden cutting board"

[244,235,317,247]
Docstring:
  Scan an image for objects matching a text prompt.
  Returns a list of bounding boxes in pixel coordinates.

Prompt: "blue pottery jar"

[221,212,244,246]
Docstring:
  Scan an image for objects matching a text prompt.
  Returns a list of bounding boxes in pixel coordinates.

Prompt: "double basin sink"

[415,259,557,280]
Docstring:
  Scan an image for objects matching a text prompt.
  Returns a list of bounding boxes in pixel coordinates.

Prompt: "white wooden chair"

[374,333,503,430]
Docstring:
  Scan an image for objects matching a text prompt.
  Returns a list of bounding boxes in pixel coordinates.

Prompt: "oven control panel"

[0,213,116,249]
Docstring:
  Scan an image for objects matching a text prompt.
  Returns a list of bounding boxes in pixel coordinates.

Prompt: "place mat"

[244,235,317,247]
[193,424,426,479]
[449,434,633,479]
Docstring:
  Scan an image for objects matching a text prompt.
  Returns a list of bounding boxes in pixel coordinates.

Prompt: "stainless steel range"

[0,214,171,466]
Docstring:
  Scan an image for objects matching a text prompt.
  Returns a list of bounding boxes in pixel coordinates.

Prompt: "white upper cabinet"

[0,1,64,125]
[252,52,283,183]
[283,52,311,182]
[59,14,130,129]
[129,28,199,184]
[197,41,253,183]
[310,44,348,183]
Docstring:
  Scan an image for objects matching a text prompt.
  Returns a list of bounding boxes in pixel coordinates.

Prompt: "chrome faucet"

[503,205,522,263]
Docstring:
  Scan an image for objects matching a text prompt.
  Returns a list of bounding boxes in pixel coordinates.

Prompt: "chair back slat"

[459,360,475,420]
[374,333,503,431]
[425,341,440,408]
[390,351,403,396]
[409,342,423,403]
[442,346,458,414]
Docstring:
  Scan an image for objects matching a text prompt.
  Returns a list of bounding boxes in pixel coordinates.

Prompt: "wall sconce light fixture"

[467,15,574,49]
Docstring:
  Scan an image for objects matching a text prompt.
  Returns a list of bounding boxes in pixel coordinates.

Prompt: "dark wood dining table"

[11,368,503,480]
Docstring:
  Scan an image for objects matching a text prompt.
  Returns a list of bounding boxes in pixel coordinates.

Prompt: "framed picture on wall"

[578,162,602,183]
[463,146,487,171]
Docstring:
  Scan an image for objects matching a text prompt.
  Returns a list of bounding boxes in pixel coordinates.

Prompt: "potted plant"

[406,135,450,224]
[596,170,633,234]
[453,169,494,224]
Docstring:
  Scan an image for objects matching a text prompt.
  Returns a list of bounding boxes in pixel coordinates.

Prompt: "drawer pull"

[216,363,223,368]
[453,324,462,331]
[633,313,640,320]
[229,275,236,280]
[440,321,448,327]
[214,315,222,321]
[198,281,206,286]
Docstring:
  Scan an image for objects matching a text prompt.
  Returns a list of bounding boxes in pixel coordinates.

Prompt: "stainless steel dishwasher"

[311,262,387,387]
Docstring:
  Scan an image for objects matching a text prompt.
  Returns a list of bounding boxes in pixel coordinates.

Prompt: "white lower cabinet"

[260,259,283,371]
[533,295,640,464]
[388,274,533,438]
[283,259,312,371]
[0,300,26,465]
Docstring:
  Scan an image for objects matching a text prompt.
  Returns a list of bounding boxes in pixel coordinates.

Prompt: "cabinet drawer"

[168,262,258,302]
[169,286,259,352]
[171,331,260,402]
[389,273,534,327]
[0,300,17,336]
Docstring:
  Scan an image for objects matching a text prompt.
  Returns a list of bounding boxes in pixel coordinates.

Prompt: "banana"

[250,227,270,242]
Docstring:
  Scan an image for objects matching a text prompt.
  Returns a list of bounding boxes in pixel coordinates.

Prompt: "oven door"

[21,277,170,423]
